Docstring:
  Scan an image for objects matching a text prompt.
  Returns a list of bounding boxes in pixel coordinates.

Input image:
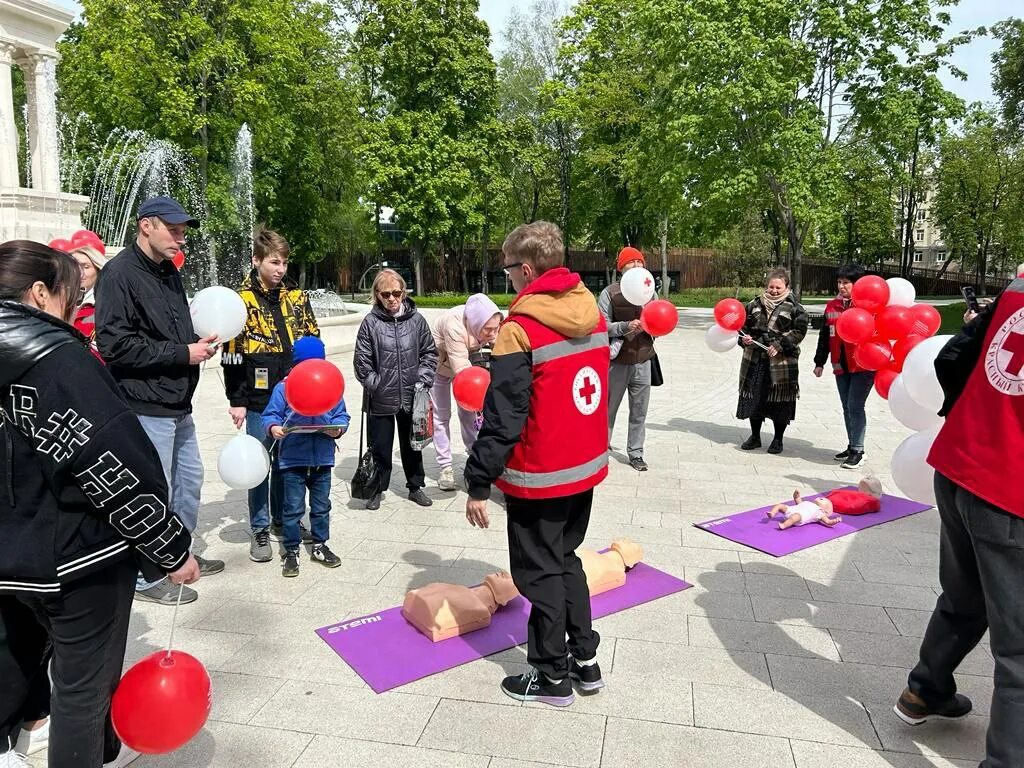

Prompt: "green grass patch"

[938,301,969,334]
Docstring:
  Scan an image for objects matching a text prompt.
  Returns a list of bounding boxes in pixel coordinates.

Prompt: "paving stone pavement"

[28,308,988,768]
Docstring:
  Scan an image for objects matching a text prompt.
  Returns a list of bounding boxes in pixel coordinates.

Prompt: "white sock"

[576,657,598,667]
[545,674,564,684]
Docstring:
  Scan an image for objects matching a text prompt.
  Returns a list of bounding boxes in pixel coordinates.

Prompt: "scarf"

[760,289,791,314]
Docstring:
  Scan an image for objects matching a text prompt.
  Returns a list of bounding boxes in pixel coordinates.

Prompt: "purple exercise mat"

[315,561,690,693]
[694,489,933,557]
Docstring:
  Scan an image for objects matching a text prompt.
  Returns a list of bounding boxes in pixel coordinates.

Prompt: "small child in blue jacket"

[262,336,350,577]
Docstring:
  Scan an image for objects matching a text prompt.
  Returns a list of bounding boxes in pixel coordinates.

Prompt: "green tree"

[994,18,1024,140]
[349,0,498,293]
[57,0,361,280]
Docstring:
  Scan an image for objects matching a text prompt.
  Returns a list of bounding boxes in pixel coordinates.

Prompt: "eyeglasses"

[378,290,403,299]
[503,262,523,276]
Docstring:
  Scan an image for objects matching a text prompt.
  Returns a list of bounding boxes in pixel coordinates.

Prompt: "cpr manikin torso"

[403,539,644,641]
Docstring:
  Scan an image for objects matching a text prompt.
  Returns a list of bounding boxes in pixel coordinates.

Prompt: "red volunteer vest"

[929,282,1024,518]
[495,314,610,500]
[823,297,867,374]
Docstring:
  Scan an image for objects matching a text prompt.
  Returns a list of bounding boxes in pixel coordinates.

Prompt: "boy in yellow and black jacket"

[220,228,319,558]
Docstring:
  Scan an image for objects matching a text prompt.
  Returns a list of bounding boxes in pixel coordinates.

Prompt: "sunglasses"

[503,262,523,276]
[378,290,404,299]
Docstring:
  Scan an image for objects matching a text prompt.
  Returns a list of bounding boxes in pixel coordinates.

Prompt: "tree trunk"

[900,127,922,279]
[413,241,425,296]
[659,213,669,297]
[557,122,572,265]
[481,217,490,294]
[927,251,956,294]
[375,200,383,261]
[298,261,307,290]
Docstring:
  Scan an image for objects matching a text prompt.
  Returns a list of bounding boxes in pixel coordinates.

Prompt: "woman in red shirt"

[70,244,108,361]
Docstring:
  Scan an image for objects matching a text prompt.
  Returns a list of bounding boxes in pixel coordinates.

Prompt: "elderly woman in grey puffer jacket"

[354,269,438,510]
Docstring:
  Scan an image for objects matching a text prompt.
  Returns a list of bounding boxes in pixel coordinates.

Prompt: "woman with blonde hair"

[70,244,109,361]
[353,269,438,510]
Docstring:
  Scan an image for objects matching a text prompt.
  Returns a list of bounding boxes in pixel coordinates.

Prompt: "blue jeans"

[280,467,331,553]
[135,414,204,590]
[836,372,875,452]
[245,410,282,531]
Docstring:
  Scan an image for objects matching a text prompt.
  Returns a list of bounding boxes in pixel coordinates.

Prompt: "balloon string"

[166,583,184,658]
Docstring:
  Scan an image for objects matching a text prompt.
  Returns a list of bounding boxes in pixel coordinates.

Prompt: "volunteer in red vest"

[813,264,874,469]
[464,221,609,707]
[892,282,1024,766]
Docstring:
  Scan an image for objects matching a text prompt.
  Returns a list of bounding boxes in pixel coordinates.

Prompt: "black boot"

[767,437,784,454]
[741,435,762,450]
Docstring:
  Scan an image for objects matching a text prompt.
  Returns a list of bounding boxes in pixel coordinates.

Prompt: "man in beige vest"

[598,247,655,471]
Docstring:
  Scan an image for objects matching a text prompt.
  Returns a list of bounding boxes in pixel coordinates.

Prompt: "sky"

[52,0,1013,107]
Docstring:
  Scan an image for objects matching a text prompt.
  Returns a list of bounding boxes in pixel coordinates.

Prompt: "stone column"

[20,52,60,192]
[0,42,19,188]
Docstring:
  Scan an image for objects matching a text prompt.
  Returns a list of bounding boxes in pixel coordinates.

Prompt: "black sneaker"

[366,493,381,511]
[767,438,784,455]
[834,449,851,461]
[893,688,972,726]
[628,457,648,472]
[500,668,575,707]
[282,550,300,578]
[408,489,433,507]
[310,544,341,568]
[569,656,605,694]
[741,436,762,450]
[270,521,312,543]
[842,451,864,469]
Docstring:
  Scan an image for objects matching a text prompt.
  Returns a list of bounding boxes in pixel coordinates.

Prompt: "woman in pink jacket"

[431,294,501,490]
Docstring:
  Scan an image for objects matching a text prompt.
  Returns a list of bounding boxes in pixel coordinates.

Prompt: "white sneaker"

[437,466,456,491]
[103,744,140,768]
[0,750,29,768]
[14,718,48,755]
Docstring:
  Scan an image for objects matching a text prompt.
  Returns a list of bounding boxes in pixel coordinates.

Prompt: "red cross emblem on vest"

[986,308,1024,396]
[573,366,601,415]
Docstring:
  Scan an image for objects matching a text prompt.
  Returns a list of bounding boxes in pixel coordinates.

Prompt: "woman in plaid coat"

[736,268,809,455]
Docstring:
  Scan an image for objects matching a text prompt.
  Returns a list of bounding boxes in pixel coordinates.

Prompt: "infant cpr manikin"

[402,539,644,642]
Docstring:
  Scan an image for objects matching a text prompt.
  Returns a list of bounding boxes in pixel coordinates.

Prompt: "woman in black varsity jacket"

[0,241,198,768]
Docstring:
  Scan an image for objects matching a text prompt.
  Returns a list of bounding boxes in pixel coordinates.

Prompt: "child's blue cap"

[293,336,325,364]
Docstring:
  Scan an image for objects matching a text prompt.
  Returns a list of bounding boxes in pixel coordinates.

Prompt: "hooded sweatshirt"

[0,301,191,594]
[431,293,502,379]
[465,268,609,500]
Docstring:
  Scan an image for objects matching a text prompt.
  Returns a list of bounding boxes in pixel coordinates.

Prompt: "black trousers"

[367,409,425,492]
[0,559,136,766]
[909,472,1024,768]
[0,598,51,751]
[506,489,600,680]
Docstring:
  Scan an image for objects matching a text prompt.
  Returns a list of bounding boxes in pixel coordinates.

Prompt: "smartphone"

[961,286,980,313]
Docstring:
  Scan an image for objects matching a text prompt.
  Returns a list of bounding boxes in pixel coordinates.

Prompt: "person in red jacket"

[464,221,609,707]
[892,283,1024,766]
[813,264,874,469]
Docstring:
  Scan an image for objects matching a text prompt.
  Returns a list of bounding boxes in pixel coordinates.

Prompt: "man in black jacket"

[96,196,224,605]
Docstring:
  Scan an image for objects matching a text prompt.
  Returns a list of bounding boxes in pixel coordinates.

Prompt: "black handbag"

[350,408,380,500]
[650,353,664,387]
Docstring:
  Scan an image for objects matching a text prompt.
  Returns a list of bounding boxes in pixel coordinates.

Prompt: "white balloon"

[705,324,739,353]
[890,425,942,506]
[190,286,247,343]
[886,277,916,307]
[218,434,270,490]
[888,375,943,432]
[620,267,657,306]
[902,334,953,414]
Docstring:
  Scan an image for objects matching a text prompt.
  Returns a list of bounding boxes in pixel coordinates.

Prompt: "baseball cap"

[137,196,200,227]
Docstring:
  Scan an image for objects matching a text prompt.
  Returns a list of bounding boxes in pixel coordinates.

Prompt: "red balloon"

[909,303,941,338]
[453,366,491,412]
[892,334,926,370]
[713,298,747,332]
[285,359,345,416]
[640,299,679,337]
[172,250,186,270]
[874,366,899,399]
[835,307,875,344]
[853,338,893,371]
[874,305,915,340]
[851,275,890,314]
[111,650,211,754]
[48,238,73,253]
[70,229,105,252]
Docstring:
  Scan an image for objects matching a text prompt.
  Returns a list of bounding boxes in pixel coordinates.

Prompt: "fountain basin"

[0,187,88,243]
